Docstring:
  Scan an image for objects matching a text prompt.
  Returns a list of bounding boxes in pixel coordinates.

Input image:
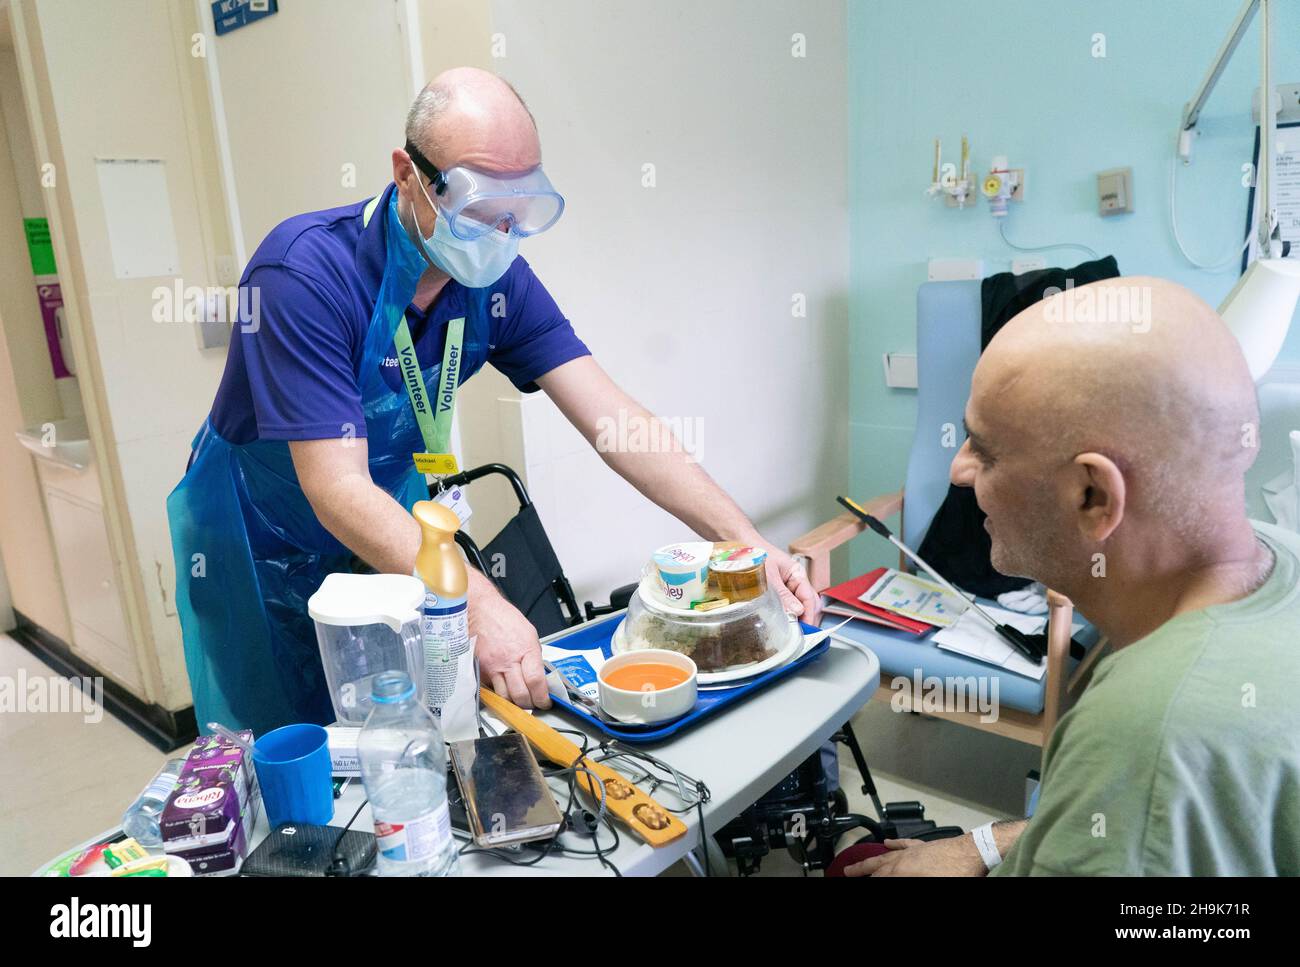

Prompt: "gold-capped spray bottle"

[412,501,471,724]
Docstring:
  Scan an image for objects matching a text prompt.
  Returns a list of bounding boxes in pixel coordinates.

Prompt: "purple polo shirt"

[209,184,589,444]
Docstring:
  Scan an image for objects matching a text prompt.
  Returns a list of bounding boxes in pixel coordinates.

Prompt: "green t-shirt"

[993,521,1300,876]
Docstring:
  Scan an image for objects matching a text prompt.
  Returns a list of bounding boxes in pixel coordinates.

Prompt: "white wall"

[486,0,850,602]
[210,0,414,255]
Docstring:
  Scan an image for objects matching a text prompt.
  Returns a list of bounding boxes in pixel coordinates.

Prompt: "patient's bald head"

[950,276,1259,589]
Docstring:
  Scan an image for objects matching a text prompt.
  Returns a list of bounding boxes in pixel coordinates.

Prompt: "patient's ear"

[1068,452,1126,542]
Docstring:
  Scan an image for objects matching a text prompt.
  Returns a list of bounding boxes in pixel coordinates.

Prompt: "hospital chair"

[789,280,1102,748]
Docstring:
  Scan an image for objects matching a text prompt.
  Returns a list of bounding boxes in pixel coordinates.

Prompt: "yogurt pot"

[652,541,713,606]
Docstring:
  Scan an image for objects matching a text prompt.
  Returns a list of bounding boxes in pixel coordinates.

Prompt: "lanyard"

[393,314,465,455]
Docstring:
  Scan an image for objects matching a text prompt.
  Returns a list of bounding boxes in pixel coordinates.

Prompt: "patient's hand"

[844,836,988,877]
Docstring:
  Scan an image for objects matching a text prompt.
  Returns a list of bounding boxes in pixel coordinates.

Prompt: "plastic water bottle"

[359,671,459,876]
[121,757,187,848]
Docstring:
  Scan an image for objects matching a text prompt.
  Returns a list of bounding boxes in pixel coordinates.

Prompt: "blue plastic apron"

[166,192,482,737]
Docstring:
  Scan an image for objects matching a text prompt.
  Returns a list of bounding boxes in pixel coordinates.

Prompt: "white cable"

[1169,148,1252,270]
[997,219,1099,260]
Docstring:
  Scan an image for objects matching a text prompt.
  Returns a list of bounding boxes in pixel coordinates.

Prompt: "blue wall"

[847,0,1300,575]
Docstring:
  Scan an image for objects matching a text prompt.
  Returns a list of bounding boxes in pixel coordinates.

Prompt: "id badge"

[435,484,473,525]
[413,452,459,476]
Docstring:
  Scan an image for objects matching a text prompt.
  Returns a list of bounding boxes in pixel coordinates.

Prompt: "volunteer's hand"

[844,836,988,877]
[468,573,550,710]
[757,541,821,624]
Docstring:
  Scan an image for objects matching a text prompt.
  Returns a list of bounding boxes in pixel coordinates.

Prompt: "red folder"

[822,567,933,635]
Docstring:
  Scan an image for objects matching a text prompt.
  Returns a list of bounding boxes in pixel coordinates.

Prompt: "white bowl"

[597,649,698,725]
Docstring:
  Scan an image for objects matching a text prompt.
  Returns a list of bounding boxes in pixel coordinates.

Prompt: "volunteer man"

[168,68,817,736]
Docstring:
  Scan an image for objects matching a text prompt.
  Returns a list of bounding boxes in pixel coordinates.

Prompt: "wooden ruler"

[478,687,688,847]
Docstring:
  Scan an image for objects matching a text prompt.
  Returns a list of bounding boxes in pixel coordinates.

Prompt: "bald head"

[951,277,1259,588]
[987,277,1257,490]
[404,67,540,174]
[393,68,542,260]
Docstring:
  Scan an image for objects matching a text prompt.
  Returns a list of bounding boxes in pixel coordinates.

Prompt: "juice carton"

[160,730,261,875]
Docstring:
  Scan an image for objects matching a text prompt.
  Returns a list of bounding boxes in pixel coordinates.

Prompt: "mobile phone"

[242,823,376,877]
[448,733,563,847]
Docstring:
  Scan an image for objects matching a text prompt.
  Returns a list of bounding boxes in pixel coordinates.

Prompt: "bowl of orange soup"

[597,649,698,725]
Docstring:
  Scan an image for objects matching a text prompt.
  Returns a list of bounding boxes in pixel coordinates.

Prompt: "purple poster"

[36,281,71,379]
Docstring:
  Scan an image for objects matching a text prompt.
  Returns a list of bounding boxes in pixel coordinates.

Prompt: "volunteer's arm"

[536,355,820,620]
[289,437,550,708]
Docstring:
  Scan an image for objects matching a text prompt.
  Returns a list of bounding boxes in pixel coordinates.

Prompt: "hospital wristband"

[971,822,1002,871]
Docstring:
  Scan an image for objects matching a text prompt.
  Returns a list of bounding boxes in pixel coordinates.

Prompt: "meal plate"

[610,610,804,686]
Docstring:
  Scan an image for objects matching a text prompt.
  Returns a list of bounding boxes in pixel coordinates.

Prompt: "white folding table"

[39,632,879,877]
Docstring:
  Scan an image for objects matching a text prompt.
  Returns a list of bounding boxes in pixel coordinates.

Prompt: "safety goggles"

[406,141,564,241]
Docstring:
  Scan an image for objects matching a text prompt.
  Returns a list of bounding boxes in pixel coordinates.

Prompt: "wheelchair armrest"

[583,582,638,621]
[608,582,637,611]
[789,490,903,592]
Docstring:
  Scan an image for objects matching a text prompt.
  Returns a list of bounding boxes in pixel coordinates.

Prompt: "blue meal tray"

[540,613,829,744]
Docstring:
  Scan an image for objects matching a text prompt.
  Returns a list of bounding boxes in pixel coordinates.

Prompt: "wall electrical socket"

[196,290,233,350]
[882,352,918,389]
[1097,166,1134,216]
[215,254,240,287]
[928,257,984,281]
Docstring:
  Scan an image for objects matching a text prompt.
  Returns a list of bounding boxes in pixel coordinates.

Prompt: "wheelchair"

[429,463,964,875]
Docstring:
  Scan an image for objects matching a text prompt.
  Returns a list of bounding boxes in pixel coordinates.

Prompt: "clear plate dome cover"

[620,576,790,673]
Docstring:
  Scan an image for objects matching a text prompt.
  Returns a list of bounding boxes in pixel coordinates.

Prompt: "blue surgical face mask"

[412,179,519,288]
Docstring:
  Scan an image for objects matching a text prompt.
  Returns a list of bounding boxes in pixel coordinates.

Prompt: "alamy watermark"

[1043,279,1151,333]
[0,670,103,723]
[595,408,703,463]
[49,898,151,946]
[152,280,260,333]
[889,670,1000,724]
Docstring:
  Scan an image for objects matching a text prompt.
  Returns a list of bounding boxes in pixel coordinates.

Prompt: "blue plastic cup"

[252,723,334,828]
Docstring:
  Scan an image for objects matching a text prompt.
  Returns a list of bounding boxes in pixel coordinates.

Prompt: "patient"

[847,277,1300,876]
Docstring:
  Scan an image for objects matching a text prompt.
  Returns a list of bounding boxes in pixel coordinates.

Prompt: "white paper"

[541,644,608,704]
[437,636,480,742]
[434,484,473,525]
[1261,430,1300,533]
[859,569,966,627]
[95,159,180,279]
[1248,124,1300,262]
[803,616,854,649]
[931,605,1067,681]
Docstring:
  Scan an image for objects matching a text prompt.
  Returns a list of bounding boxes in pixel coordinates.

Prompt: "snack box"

[160,730,261,876]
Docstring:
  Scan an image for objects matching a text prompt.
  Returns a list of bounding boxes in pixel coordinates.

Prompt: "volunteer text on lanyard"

[394,315,464,476]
